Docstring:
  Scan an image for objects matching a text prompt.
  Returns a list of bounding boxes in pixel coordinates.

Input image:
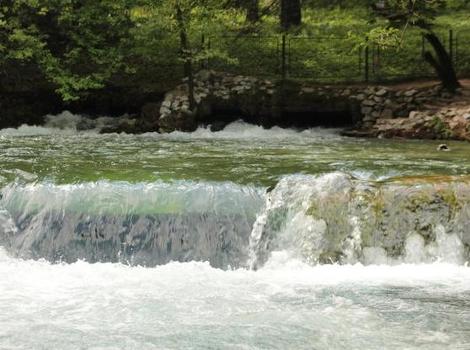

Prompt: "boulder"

[139,102,161,132]
[404,89,418,97]
[159,109,197,133]
[376,88,388,97]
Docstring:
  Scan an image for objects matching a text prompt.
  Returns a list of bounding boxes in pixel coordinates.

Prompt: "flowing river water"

[0,112,470,349]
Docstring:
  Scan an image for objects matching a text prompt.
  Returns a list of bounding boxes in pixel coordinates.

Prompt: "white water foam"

[155,120,342,141]
[0,124,76,137]
[0,111,342,140]
[249,173,356,267]
[0,247,469,350]
[250,173,470,267]
[0,111,126,136]
[0,111,91,136]
[1,173,470,348]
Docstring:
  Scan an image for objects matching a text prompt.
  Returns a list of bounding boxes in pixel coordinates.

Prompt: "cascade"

[250,173,470,268]
[1,173,469,269]
[0,181,264,268]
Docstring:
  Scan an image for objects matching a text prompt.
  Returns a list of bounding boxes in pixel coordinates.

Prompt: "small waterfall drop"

[249,173,470,268]
[0,180,264,268]
[1,173,470,269]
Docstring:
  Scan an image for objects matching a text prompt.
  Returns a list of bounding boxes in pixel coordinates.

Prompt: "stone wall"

[372,98,470,141]
[151,70,452,136]
[157,71,276,132]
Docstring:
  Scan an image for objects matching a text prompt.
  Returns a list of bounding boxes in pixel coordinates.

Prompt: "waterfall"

[1,173,470,269]
[0,180,264,268]
[249,173,470,268]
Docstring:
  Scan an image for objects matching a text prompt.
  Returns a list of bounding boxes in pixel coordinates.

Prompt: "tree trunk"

[246,0,259,23]
[175,2,196,110]
[423,32,460,93]
[280,0,301,31]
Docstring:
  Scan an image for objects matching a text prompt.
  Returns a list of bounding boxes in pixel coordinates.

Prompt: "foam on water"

[0,111,124,136]
[0,112,93,136]
[1,111,470,348]
[250,173,470,268]
[0,124,77,137]
[0,111,342,141]
[2,173,470,268]
[0,247,469,350]
[156,120,342,141]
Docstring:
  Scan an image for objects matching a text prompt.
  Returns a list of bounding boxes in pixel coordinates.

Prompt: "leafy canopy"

[0,0,134,101]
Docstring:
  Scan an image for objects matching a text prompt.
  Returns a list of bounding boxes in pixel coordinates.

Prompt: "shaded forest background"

[1,0,470,126]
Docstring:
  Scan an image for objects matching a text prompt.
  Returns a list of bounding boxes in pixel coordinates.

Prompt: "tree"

[223,0,259,23]
[372,0,460,92]
[280,0,302,31]
[173,0,196,110]
[0,0,135,101]
[246,0,260,23]
[142,0,236,112]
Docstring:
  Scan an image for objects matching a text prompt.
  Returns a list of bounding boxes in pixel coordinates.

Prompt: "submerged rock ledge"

[1,174,470,269]
[251,173,470,269]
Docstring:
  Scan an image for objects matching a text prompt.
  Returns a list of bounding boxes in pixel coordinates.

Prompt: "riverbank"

[136,71,470,141]
[2,70,470,141]
[345,80,470,142]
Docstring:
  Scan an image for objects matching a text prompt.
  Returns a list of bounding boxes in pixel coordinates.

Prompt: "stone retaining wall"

[140,70,469,141]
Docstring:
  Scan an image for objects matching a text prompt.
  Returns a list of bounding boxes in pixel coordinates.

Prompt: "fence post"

[281,34,287,80]
[201,33,206,69]
[364,41,370,83]
[449,29,454,65]
[207,35,212,70]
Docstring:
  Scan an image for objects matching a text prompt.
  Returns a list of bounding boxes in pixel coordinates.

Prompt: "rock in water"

[210,121,228,132]
[437,144,451,152]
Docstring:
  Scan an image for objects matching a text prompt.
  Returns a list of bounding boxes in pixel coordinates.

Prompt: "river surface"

[0,114,469,349]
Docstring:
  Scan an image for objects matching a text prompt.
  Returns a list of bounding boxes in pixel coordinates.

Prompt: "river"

[0,113,469,349]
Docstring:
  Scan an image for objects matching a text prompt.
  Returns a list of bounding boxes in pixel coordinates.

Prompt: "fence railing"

[456,31,470,76]
[199,29,470,83]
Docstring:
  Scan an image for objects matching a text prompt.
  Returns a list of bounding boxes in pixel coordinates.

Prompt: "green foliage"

[131,1,238,79]
[1,0,134,101]
[1,0,470,102]
[371,0,447,29]
[430,116,453,139]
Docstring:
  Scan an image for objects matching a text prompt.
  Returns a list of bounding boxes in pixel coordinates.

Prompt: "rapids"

[1,112,470,349]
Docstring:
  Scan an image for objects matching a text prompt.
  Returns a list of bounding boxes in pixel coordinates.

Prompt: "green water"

[1,121,470,350]
[1,123,470,186]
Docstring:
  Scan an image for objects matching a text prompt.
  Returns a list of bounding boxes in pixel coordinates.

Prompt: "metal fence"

[287,36,363,81]
[456,31,470,76]
[207,35,280,77]
[200,29,470,83]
